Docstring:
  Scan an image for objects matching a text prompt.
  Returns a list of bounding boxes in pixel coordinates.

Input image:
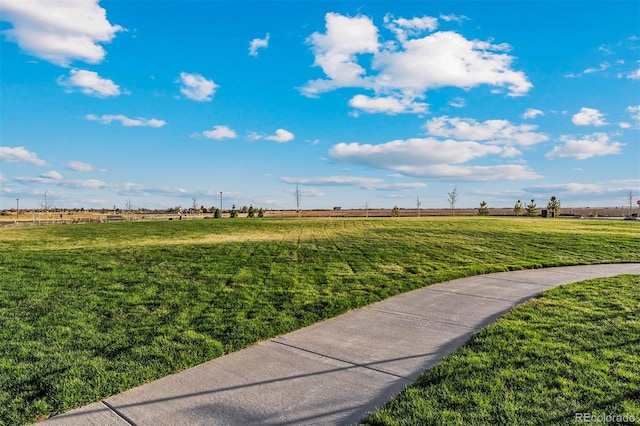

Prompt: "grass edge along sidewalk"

[360,274,640,426]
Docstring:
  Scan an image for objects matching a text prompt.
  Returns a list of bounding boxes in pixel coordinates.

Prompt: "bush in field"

[214,208,221,218]
[248,205,255,218]
[258,207,264,218]
[478,201,489,216]
[391,206,400,217]
[230,205,238,218]
[514,200,523,217]
[547,196,561,218]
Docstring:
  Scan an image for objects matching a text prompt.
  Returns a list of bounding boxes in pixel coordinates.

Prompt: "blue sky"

[1,1,639,211]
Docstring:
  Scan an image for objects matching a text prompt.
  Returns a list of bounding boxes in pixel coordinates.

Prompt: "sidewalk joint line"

[421,287,527,303]
[271,340,412,382]
[102,400,137,426]
[368,308,484,331]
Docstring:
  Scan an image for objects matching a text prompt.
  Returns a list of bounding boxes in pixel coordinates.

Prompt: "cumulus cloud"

[249,33,270,56]
[301,12,531,113]
[0,146,46,165]
[85,114,166,127]
[546,133,623,160]
[301,13,379,98]
[200,125,238,140]
[328,137,540,181]
[424,116,548,146]
[348,94,428,114]
[0,0,123,66]
[265,129,295,143]
[66,161,95,172]
[41,170,62,180]
[58,69,120,97]
[523,108,544,119]
[572,107,607,126]
[178,72,218,101]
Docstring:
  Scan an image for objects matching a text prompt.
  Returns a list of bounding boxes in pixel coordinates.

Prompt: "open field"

[1,217,639,424]
[360,275,640,425]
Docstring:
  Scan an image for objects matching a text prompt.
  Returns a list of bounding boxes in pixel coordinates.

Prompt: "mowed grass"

[0,217,638,424]
[360,275,640,425]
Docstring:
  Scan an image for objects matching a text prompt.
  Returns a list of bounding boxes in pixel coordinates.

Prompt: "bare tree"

[365,201,369,218]
[416,194,422,217]
[125,199,133,221]
[295,184,301,218]
[192,197,198,215]
[41,190,53,224]
[447,187,458,216]
[628,191,634,216]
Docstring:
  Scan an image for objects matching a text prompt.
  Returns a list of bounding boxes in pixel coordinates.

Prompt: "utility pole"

[220,192,223,215]
[16,198,19,223]
[295,184,301,218]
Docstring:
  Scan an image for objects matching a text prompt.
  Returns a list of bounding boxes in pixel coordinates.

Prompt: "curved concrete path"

[41,264,640,426]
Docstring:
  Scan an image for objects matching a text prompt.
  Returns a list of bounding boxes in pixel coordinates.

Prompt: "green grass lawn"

[0,217,638,424]
[360,275,640,425]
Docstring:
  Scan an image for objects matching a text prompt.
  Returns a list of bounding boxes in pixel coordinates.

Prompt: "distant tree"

[628,190,634,216]
[191,197,198,214]
[214,208,221,218]
[547,196,561,218]
[230,204,238,218]
[248,205,255,218]
[526,199,538,217]
[514,200,523,217]
[258,207,265,218]
[478,201,489,216]
[416,194,422,217]
[295,184,301,218]
[240,205,248,213]
[391,205,400,217]
[448,187,458,215]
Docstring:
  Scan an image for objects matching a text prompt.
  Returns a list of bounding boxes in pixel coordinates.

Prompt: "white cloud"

[523,108,544,119]
[0,0,123,66]
[280,175,427,191]
[282,175,379,187]
[546,133,623,160]
[619,122,632,129]
[301,13,380,97]
[301,12,531,113]
[424,116,548,146]
[384,14,438,43]
[627,105,640,123]
[41,170,62,180]
[328,137,540,181]
[249,33,270,56]
[66,161,95,172]
[439,13,469,24]
[627,69,640,80]
[348,94,428,114]
[583,62,610,74]
[200,125,237,140]
[0,146,46,165]
[85,114,166,127]
[572,107,607,126]
[178,72,218,101]
[265,129,295,143]
[58,69,120,97]
[448,97,465,108]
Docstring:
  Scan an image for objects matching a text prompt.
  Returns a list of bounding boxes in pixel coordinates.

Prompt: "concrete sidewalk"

[40,264,640,426]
